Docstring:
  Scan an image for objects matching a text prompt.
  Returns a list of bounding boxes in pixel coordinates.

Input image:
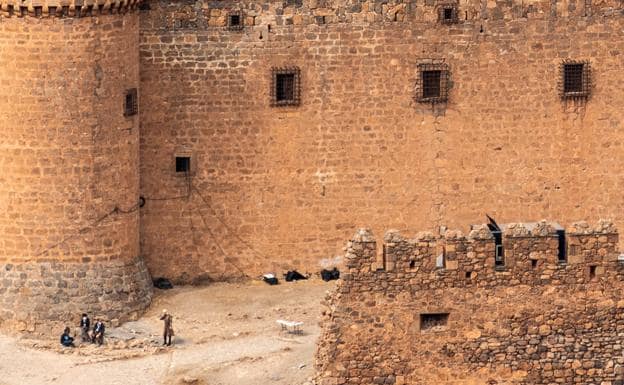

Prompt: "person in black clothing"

[79,313,91,343]
[60,327,75,347]
[92,319,105,345]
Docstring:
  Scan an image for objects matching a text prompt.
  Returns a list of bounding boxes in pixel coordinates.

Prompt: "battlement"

[344,220,622,288]
[141,0,624,32]
[0,0,142,18]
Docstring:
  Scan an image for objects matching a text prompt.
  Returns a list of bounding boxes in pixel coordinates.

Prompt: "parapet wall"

[346,220,620,288]
[142,0,623,30]
[316,220,624,385]
[0,0,141,17]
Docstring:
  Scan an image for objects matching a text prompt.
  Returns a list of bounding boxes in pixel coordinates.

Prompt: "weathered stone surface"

[137,0,624,283]
[3,0,624,289]
[316,221,624,384]
[0,4,149,331]
[0,257,152,334]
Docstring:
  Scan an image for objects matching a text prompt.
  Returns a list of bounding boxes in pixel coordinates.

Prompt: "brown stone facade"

[0,257,152,333]
[4,0,624,328]
[0,3,151,330]
[315,222,624,384]
[139,0,624,282]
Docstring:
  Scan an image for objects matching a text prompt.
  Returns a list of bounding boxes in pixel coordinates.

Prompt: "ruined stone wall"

[139,0,624,282]
[0,1,151,331]
[315,222,624,385]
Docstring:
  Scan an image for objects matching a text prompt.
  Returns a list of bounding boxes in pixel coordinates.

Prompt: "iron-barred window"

[438,4,459,24]
[416,63,449,104]
[561,60,591,99]
[227,11,243,30]
[271,67,301,107]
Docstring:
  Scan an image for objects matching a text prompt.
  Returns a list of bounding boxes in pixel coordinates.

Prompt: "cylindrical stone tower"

[0,0,151,333]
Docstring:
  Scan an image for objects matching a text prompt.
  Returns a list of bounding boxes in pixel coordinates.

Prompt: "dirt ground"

[0,279,334,385]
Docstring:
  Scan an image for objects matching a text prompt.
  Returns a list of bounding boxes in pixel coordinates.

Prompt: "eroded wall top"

[141,0,624,31]
[0,0,142,17]
[345,220,620,288]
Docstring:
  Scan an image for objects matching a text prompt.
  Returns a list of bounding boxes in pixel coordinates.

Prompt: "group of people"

[60,310,174,348]
[60,313,105,347]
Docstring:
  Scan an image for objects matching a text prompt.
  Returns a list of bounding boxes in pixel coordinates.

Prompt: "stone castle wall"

[139,0,624,282]
[315,221,624,384]
[0,257,152,332]
[4,0,624,332]
[0,4,151,331]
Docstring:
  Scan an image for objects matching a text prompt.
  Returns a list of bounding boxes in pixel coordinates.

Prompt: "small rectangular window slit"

[557,230,567,263]
[420,313,449,332]
[493,230,505,269]
[175,157,191,173]
[124,88,138,117]
[589,265,597,279]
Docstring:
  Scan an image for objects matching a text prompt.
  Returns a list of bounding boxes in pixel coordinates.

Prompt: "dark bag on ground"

[285,270,307,282]
[320,268,340,282]
[153,277,173,290]
[263,274,279,285]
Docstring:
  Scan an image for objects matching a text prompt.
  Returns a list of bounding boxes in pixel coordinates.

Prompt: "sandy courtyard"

[0,279,333,385]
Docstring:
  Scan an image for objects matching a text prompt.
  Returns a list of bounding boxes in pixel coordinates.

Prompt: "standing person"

[160,309,174,346]
[92,319,105,346]
[79,313,91,343]
[60,327,75,347]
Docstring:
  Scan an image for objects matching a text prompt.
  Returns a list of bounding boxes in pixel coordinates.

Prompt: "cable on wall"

[191,184,269,261]
[35,200,143,257]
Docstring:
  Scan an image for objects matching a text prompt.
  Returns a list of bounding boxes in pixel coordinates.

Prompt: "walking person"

[79,313,91,343]
[160,309,174,346]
